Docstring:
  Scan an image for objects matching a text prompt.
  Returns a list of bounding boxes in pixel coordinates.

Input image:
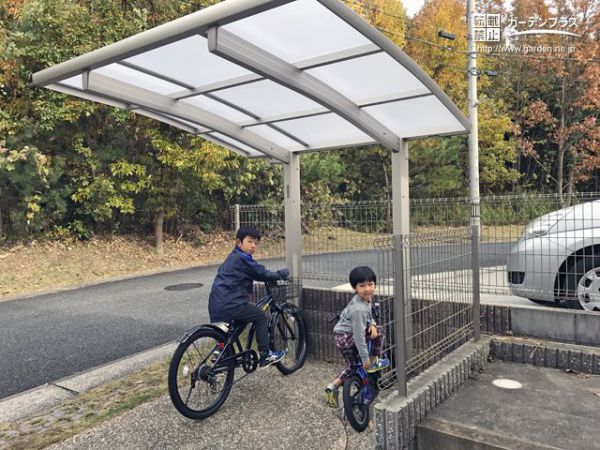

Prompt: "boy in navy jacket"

[208,226,289,367]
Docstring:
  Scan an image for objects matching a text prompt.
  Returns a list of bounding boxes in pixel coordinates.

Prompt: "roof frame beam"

[208,27,401,152]
[316,0,470,131]
[84,71,290,163]
[31,0,297,87]
[118,61,197,91]
[202,133,252,157]
[239,88,433,128]
[169,42,381,100]
[203,92,309,147]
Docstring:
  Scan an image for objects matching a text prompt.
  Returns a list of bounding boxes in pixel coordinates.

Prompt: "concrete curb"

[489,336,600,373]
[0,342,177,422]
[373,338,490,450]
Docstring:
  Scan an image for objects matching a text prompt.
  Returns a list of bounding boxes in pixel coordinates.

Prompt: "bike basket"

[267,278,301,301]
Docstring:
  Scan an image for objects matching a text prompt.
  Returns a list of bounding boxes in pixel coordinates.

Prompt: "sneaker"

[366,356,390,373]
[324,383,339,408]
[258,350,285,367]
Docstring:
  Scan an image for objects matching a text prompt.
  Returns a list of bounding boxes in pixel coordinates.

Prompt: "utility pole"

[467,0,480,227]
[466,0,481,340]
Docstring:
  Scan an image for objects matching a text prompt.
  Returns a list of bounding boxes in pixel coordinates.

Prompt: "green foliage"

[0,0,598,244]
[480,200,556,226]
[0,143,69,236]
[409,137,467,198]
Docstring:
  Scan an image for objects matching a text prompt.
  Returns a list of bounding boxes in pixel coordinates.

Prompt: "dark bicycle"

[168,278,307,420]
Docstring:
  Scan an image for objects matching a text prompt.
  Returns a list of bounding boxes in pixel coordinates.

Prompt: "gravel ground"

[48,360,374,450]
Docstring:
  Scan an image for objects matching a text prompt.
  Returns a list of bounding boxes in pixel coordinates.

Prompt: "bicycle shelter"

[32,0,471,399]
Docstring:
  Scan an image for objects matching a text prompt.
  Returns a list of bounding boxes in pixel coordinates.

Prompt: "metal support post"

[391,140,411,394]
[471,223,481,341]
[283,153,302,286]
[234,204,240,232]
[393,234,408,396]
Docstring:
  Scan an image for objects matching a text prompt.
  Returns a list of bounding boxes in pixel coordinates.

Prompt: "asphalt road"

[0,242,515,400]
[0,266,219,399]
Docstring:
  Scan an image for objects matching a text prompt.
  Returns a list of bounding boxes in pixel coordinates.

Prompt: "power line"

[374,25,600,64]
[174,0,599,65]
[344,0,600,64]
[340,0,411,23]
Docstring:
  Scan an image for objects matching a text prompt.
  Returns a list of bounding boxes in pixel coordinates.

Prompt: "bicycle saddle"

[211,322,231,333]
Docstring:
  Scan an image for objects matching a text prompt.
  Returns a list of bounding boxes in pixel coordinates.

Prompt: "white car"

[507,200,600,311]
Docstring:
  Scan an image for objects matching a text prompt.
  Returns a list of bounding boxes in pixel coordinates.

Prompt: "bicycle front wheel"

[168,328,234,420]
[343,374,370,432]
[270,305,307,375]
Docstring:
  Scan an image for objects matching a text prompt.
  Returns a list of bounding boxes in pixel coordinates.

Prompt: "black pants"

[230,303,269,354]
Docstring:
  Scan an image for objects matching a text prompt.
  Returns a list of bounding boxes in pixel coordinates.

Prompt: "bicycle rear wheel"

[343,374,369,432]
[168,328,234,420]
[270,305,307,375]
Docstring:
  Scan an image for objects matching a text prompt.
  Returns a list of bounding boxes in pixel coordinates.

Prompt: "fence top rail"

[231,192,600,211]
[373,227,470,248]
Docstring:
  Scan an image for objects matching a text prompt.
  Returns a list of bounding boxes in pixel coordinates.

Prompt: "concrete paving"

[43,359,373,450]
[418,360,600,450]
[0,342,176,422]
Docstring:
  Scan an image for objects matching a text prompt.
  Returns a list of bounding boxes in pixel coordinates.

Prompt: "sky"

[402,0,426,17]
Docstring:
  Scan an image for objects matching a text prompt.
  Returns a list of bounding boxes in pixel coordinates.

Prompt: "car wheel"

[565,256,600,311]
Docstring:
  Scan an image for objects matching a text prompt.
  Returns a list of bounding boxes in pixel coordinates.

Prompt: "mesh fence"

[233,192,600,311]
[404,229,474,377]
[373,230,474,383]
[235,192,600,388]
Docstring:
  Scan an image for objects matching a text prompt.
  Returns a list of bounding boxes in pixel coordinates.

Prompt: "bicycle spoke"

[169,331,234,418]
[271,309,306,375]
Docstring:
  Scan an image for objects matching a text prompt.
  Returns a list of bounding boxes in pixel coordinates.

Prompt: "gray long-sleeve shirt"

[333,294,376,364]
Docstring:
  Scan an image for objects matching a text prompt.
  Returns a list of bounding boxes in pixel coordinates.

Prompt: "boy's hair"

[236,226,261,242]
[349,266,377,289]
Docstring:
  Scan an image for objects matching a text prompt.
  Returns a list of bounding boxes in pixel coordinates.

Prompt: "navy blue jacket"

[208,247,282,322]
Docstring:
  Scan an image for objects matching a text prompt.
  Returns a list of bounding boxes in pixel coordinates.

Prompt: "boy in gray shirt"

[325,266,390,408]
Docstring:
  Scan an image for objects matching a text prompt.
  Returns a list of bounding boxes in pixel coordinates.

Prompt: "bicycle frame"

[168,279,306,420]
[207,287,283,371]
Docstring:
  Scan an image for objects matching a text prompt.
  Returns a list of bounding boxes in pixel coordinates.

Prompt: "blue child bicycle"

[342,342,393,432]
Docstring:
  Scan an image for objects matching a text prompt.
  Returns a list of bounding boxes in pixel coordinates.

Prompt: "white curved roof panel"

[32,0,469,163]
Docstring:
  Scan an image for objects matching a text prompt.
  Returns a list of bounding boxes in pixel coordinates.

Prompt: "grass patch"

[1,224,524,299]
[0,358,169,450]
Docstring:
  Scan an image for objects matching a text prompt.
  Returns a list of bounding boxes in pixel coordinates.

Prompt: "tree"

[142,127,237,255]
[0,0,239,246]
[497,0,600,201]
[406,0,518,195]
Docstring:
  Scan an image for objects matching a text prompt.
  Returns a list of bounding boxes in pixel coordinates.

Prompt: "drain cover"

[492,378,523,389]
[164,283,204,291]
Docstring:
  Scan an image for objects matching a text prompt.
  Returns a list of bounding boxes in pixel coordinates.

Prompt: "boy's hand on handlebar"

[276,268,289,280]
[369,324,378,338]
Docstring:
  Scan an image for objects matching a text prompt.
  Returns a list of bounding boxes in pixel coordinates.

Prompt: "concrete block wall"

[300,287,353,363]
[489,337,600,374]
[480,304,511,335]
[301,288,498,366]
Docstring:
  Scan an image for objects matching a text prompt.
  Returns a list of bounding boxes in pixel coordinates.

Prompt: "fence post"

[283,153,302,284]
[233,204,240,232]
[393,234,408,396]
[471,211,481,342]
